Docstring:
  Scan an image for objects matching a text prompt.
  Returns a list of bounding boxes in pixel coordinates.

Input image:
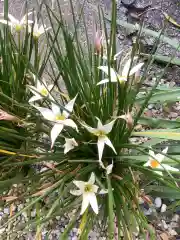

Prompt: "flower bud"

[94,31,102,54]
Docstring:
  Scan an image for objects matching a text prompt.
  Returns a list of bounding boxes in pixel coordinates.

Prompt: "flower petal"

[64,138,78,154]
[106,162,113,175]
[92,185,99,193]
[96,117,103,129]
[63,119,78,131]
[96,78,110,85]
[144,161,150,167]
[51,103,61,116]
[129,62,144,76]
[8,14,18,24]
[73,181,85,192]
[97,137,105,162]
[103,136,117,154]
[33,106,55,121]
[81,122,97,134]
[80,193,90,215]
[50,123,64,148]
[70,190,82,196]
[88,193,98,214]
[122,57,138,77]
[63,95,77,118]
[29,95,42,103]
[88,172,95,185]
[161,164,179,172]
[162,147,168,154]
[101,120,116,134]
[98,66,118,82]
[99,189,108,194]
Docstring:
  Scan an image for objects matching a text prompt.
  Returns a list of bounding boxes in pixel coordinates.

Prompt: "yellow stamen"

[40,88,48,96]
[84,184,93,193]
[15,24,22,32]
[94,130,106,137]
[55,115,66,121]
[150,159,160,168]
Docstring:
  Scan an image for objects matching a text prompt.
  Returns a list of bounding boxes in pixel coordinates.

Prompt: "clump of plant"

[0,0,179,239]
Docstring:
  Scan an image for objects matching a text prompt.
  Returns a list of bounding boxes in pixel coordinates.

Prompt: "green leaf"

[141,53,180,66]
[132,129,180,140]
[137,89,180,104]
[145,185,180,199]
[139,117,180,129]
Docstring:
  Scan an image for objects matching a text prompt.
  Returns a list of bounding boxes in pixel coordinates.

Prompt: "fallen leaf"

[163,12,180,28]
[1,196,18,202]
[160,232,169,240]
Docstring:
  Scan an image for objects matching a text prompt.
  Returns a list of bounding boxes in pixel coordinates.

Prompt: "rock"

[154,197,162,208]
[161,204,167,213]
[172,214,179,223]
[3,208,9,214]
[161,220,168,230]
[168,228,177,236]
[169,112,178,118]
[148,104,154,110]
[121,0,135,6]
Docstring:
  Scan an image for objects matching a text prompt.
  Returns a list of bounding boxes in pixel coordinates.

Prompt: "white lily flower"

[97,57,144,85]
[28,75,53,103]
[29,19,51,39]
[0,12,33,32]
[144,147,179,175]
[33,95,78,148]
[64,138,78,154]
[81,118,116,163]
[70,172,99,215]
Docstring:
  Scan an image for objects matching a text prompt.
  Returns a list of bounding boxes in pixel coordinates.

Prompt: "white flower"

[100,160,113,175]
[29,19,51,38]
[97,57,144,85]
[70,172,99,215]
[33,95,78,148]
[81,118,116,163]
[0,12,33,31]
[144,147,179,175]
[28,75,53,102]
[64,138,78,154]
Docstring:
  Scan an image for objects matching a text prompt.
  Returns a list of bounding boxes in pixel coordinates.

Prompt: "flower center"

[40,88,48,96]
[150,159,160,168]
[15,24,22,32]
[95,130,106,137]
[55,114,66,121]
[84,184,93,193]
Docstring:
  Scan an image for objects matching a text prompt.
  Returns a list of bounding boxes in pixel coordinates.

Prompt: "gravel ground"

[0,0,180,239]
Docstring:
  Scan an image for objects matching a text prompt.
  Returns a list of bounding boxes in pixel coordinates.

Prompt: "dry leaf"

[160,232,170,240]
[163,12,180,28]
[1,196,18,202]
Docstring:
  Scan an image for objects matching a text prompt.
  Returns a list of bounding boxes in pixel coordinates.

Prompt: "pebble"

[3,208,9,214]
[148,104,154,110]
[121,0,135,6]
[169,112,178,118]
[154,197,162,208]
[172,214,179,222]
[161,204,167,213]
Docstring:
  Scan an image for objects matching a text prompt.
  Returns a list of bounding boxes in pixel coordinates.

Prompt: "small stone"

[161,204,167,213]
[31,209,36,218]
[121,0,135,6]
[148,104,154,110]
[56,216,60,220]
[154,197,162,208]
[168,228,177,236]
[161,220,168,230]
[3,208,9,214]
[18,204,23,211]
[169,112,178,118]
[172,214,179,222]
